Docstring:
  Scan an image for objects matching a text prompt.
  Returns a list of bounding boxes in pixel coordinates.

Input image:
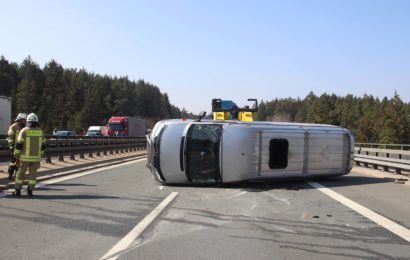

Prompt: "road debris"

[394,178,408,184]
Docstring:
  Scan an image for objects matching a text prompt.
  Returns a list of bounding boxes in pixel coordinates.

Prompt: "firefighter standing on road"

[6,112,27,180]
[13,113,45,196]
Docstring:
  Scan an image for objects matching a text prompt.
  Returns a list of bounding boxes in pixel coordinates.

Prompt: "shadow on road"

[22,194,166,203]
[164,175,396,193]
[8,194,120,200]
[48,183,97,187]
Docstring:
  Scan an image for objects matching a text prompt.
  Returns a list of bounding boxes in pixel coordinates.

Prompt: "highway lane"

[316,168,410,230]
[119,171,410,260]
[0,161,409,259]
[0,159,169,260]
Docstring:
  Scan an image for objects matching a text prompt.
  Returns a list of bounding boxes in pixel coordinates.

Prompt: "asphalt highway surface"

[0,159,409,260]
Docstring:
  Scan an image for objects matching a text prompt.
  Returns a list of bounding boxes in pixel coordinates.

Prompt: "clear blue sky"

[1,0,409,113]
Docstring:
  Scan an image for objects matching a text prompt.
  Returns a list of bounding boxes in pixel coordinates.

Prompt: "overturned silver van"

[146,119,354,184]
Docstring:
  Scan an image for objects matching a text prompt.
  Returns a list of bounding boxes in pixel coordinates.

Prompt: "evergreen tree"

[255,101,267,121]
[15,57,44,117]
[0,56,19,117]
[378,93,409,143]
[41,60,66,131]
[0,56,19,97]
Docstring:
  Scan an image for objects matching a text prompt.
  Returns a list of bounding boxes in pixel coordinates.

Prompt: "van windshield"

[185,124,223,183]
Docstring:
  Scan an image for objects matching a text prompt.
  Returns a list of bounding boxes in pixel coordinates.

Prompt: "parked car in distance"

[86,126,105,137]
[53,130,78,137]
[85,131,103,137]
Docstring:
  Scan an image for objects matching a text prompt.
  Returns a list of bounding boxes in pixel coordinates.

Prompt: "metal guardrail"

[354,144,410,174]
[356,143,410,150]
[0,137,147,163]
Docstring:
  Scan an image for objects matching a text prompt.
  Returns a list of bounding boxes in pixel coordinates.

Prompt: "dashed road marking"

[308,181,410,243]
[100,192,178,260]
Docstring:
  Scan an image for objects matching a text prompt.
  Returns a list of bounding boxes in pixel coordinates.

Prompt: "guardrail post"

[120,148,124,153]
[70,154,75,160]
[59,154,64,162]
[103,150,107,156]
[97,151,101,157]
[80,153,85,159]
[110,150,114,155]
[46,156,52,164]
[395,168,401,174]
[88,152,93,158]
[383,166,389,171]
[373,164,378,170]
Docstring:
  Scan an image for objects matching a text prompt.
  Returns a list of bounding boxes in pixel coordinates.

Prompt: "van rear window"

[269,139,289,169]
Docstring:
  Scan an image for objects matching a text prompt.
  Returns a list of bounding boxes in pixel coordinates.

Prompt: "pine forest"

[1,56,409,144]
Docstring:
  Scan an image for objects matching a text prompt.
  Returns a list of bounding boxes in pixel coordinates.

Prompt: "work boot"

[14,189,21,196]
[27,187,33,197]
[7,166,14,180]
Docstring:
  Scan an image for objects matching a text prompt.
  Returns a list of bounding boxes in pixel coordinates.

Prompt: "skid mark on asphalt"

[263,191,290,205]
[308,181,410,243]
[227,191,247,199]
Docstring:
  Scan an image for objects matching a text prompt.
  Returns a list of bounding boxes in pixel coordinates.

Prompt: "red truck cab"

[106,116,146,137]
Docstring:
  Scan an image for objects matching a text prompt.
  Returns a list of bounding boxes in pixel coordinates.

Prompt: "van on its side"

[146,119,354,184]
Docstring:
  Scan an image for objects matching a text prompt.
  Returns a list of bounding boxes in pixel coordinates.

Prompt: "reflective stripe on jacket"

[14,127,45,162]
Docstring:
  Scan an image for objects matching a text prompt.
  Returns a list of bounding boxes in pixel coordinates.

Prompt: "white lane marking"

[263,192,290,205]
[0,159,146,198]
[308,181,410,243]
[100,192,178,260]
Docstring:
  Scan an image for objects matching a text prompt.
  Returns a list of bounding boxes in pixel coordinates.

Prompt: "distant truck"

[106,116,146,137]
[0,96,12,134]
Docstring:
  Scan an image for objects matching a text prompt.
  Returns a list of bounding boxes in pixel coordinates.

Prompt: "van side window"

[269,139,289,169]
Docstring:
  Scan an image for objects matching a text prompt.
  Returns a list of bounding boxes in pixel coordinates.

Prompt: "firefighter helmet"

[27,113,39,123]
[15,113,27,121]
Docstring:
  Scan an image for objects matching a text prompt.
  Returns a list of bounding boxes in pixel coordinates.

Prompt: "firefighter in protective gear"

[6,113,27,180]
[13,113,45,196]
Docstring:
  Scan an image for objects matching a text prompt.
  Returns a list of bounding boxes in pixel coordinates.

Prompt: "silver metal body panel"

[0,96,11,134]
[146,119,354,184]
